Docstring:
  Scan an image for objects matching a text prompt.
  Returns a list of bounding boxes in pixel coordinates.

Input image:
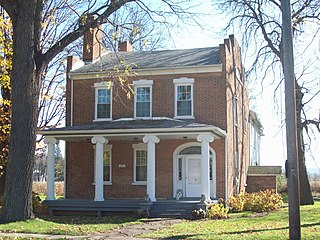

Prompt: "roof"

[72,47,221,74]
[249,110,264,136]
[247,166,282,175]
[40,118,227,139]
[43,118,214,131]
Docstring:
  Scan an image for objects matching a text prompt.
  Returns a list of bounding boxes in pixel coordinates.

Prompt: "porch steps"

[150,200,199,219]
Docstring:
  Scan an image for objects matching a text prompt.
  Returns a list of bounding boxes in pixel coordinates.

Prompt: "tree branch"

[0,0,18,23]
[41,0,134,65]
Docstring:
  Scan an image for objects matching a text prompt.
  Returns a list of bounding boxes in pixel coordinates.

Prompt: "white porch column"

[44,137,59,200]
[197,134,214,202]
[91,136,107,201]
[143,135,160,202]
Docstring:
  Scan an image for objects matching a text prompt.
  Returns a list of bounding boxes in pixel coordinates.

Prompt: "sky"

[164,1,320,172]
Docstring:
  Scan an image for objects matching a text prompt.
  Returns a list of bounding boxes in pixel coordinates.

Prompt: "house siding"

[66,139,226,199]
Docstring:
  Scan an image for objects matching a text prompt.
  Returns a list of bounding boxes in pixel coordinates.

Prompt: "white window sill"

[134,117,152,120]
[132,182,147,186]
[93,118,113,122]
[174,116,195,120]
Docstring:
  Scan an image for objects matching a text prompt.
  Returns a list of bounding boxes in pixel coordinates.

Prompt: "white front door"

[185,155,202,197]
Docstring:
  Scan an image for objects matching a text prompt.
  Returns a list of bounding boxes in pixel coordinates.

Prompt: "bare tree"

[215,0,320,205]
[0,0,200,223]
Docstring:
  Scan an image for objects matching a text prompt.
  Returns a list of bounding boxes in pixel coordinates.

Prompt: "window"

[133,143,147,184]
[178,157,183,180]
[103,150,111,182]
[173,78,194,118]
[136,87,151,117]
[135,150,147,181]
[242,105,247,134]
[94,82,113,120]
[133,80,153,118]
[93,145,112,185]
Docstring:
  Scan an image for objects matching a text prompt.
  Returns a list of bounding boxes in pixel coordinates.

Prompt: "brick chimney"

[83,15,103,64]
[118,41,133,52]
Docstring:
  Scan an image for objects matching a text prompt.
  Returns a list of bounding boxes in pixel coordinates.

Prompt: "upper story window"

[133,80,153,119]
[94,82,113,121]
[173,78,194,118]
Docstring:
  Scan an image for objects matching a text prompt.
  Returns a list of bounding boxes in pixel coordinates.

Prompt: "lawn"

[142,200,320,239]
[0,215,140,236]
[0,201,319,239]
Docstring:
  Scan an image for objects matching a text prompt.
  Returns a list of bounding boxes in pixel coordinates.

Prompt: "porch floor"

[43,198,205,218]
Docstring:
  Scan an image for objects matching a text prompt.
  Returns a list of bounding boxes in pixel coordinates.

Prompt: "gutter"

[69,64,223,79]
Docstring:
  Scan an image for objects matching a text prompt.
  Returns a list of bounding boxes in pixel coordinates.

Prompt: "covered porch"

[40,118,227,214]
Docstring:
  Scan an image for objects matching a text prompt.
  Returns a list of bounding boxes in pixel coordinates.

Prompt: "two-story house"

[41,26,250,215]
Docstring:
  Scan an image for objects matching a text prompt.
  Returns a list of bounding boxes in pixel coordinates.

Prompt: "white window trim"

[94,81,113,121]
[133,79,153,85]
[93,144,113,185]
[132,143,147,185]
[133,80,153,119]
[173,78,194,119]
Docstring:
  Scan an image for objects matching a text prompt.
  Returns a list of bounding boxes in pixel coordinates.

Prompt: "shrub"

[227,193,246,212]
[207,202,229,219]
[32,181,64,197]
[228,190,283,213]
[32,191,47,215]
[191,208,206,220]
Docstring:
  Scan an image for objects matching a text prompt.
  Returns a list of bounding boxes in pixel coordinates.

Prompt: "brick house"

[41,30,250,214]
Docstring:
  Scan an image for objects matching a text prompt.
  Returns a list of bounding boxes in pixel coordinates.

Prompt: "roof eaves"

[69,64,223,79]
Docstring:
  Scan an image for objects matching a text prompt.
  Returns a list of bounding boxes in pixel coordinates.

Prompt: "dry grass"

[33,181,64,197]
[278,175,320,197]
[310,179,320,197]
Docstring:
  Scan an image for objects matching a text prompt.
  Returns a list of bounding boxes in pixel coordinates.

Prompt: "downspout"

[225,134,229,201]
[70,77,74,127]
[231,37,240,194]
[63,140,66,199]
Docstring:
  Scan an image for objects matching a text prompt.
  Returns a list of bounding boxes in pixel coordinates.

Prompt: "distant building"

[249,110,264,166]
[247,110,281,193]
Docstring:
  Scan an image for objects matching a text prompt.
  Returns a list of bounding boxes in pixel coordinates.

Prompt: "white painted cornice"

[69,64,223,80]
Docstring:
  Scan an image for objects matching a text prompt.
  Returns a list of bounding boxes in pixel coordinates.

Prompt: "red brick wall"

[220,35,250,198]
[246,176,277,193]
[66,141,95,199]
[70,72,227,129]
[66,139,226,199]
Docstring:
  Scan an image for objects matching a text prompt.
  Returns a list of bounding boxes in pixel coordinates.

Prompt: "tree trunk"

[296,81,314,205]
[1,1,41,222]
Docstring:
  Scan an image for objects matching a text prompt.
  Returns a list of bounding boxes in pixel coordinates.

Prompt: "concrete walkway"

[0,218,183,239]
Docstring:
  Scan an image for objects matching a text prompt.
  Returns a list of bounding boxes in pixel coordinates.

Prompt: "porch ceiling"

[39,118,226,142]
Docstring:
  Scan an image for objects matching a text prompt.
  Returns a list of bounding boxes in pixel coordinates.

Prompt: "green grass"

[0,215,140,236]
[142,201,320,239]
